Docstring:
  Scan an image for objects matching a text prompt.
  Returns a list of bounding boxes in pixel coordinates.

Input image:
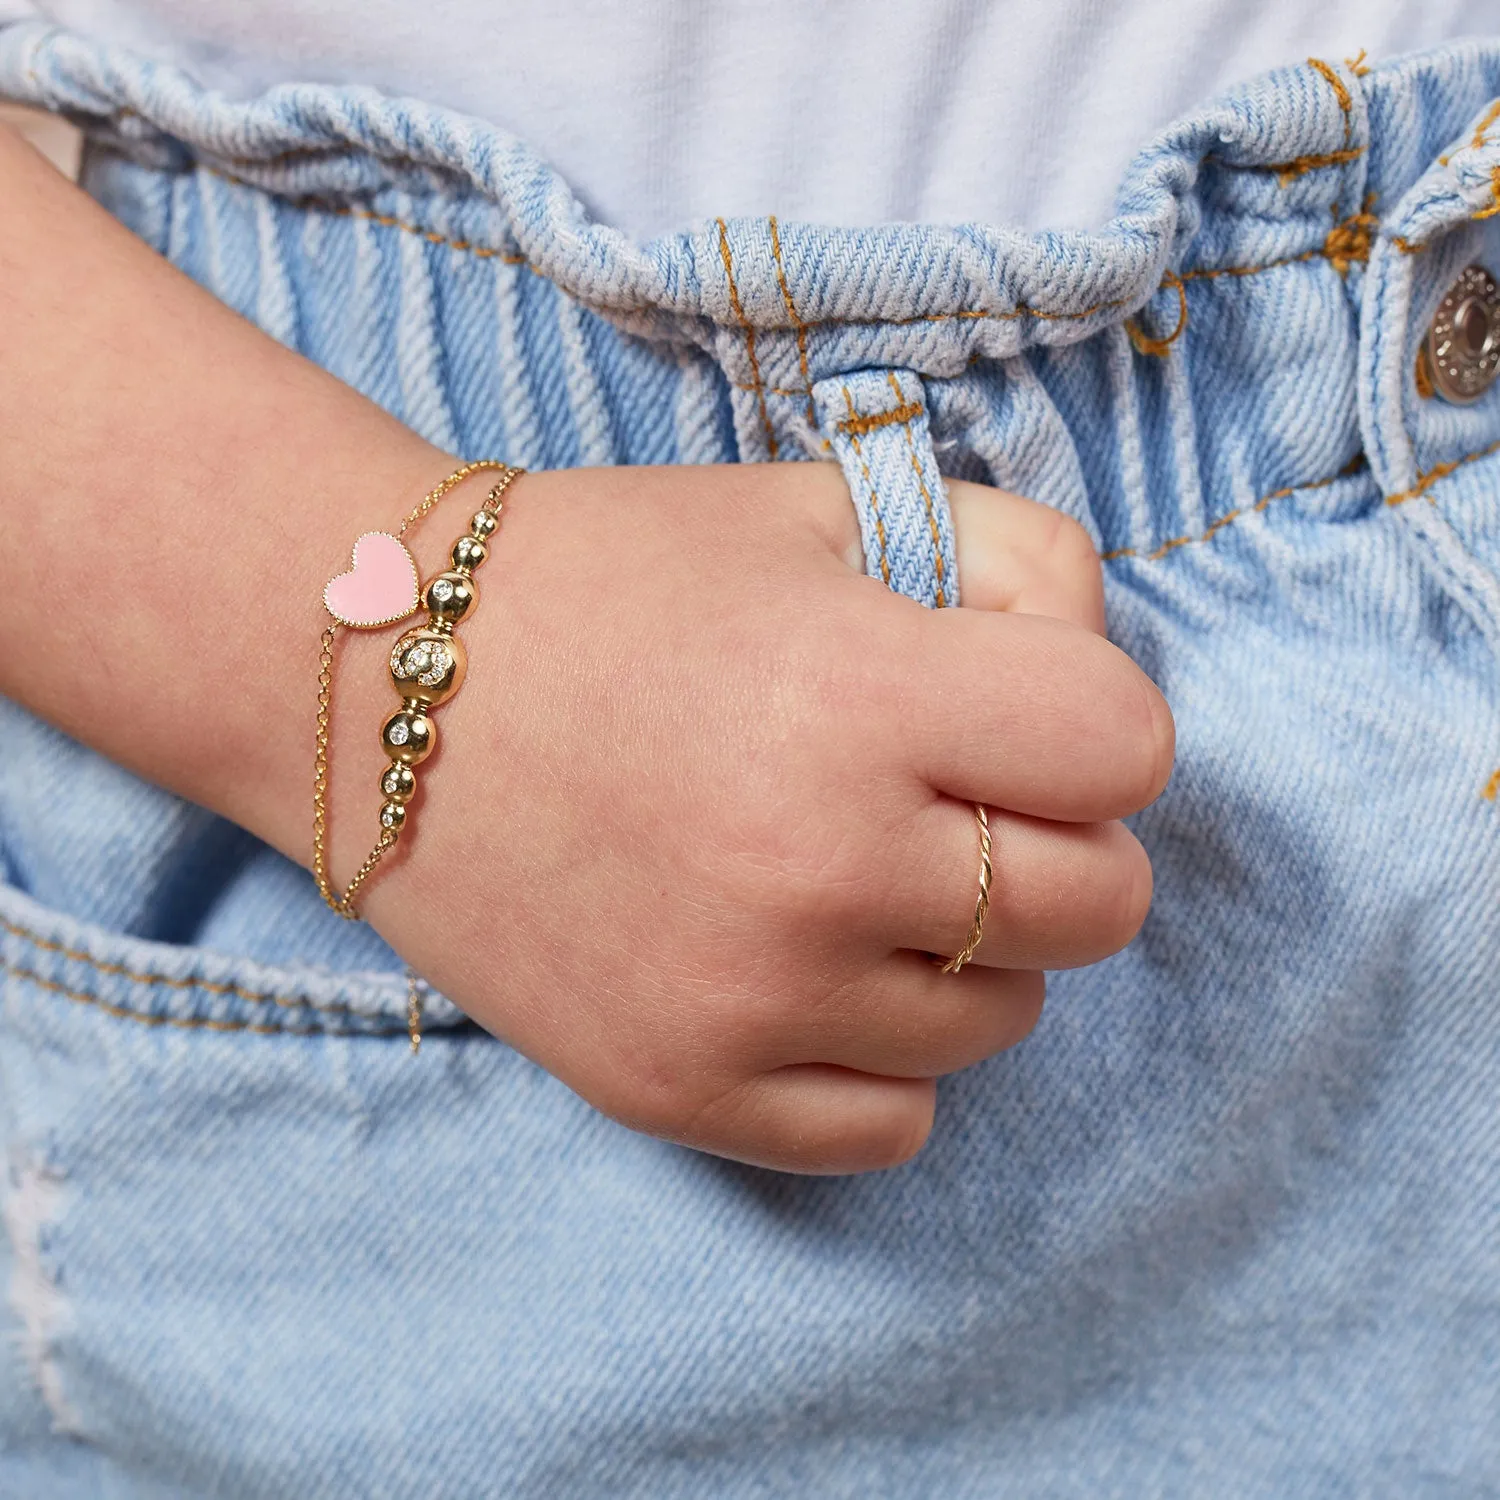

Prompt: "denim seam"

[206,165,1371,338]
[888,372,950,607]
[836,399,925,436]
[1384,437,1500,505]
[203,169,532,267]
[1246,148,1365,188]
[1322,196,1379,274]
[1246,57,1364,186]
[1436,99,1500,167]
[767,215,816,429]
[839,385,893,586]
[135,92,1350,192]
[1471,177,1500,223]
[2,956,392,1037]
[1104,439,1500,565]
[1393,189,1500,251]
[208,167,1140,331]
[0,911,386,1022]
[1393,96,1500,250]
[148,60,1341,191]
[1100,462,1363,563]
[102,103,454,177]
[727,249,1371,395]
[715,217,777,458]
[1125,271,1189,357]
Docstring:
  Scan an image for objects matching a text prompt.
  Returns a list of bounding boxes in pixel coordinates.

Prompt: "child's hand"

[0,127,1170,1173]
[343,462,1171,1174]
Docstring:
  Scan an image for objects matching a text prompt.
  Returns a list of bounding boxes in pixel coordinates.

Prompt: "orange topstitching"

[208,164,1365,341]
[0,910,369,1020]
[767,215,815,428]
[715,217,778,459]
[840,385,893,587]
[1109,435,1500,568]
[1099,468,1351,562]
[1411,96,1500,240]
[1307,57,1355,135]
[835,399,925,437]
[1247,58,1363,185]
[1125,270,1188,357]
[1384,437,1500,506]
[3,957,361,1037]
[886,372,949,607]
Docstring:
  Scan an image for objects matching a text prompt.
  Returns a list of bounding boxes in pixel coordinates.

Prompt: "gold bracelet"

[313,461,525,922]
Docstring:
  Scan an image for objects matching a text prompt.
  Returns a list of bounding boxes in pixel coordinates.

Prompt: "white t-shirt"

[4,1,1499,238]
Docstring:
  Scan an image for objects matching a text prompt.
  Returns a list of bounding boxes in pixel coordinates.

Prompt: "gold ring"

[939,803,992,974]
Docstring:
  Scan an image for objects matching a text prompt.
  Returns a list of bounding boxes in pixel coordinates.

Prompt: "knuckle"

[717,802,872,932]
[631,1066,756,1148]
[604,1066,709,1144]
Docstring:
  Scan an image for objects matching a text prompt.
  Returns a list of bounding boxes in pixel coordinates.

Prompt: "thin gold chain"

[311,460,521,921]
[395,458,512,538]
[406,966,424,1054]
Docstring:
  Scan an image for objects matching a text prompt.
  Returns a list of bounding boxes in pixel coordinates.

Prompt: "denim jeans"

[2,22,1499,1497]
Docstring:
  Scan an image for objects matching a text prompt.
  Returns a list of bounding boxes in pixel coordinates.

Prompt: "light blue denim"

[3,21,1500,1497]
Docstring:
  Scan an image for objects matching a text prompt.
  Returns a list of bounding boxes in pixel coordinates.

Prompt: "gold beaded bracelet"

[313,461,525,931]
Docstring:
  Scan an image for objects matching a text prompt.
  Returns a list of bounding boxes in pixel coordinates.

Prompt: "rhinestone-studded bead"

[382,707,435,764]
[379,800,407,833]
[380,763,416,803]
[424,570,476,627]
[469,509,498,540]
[388,626,467,706]
[451,534,488,573]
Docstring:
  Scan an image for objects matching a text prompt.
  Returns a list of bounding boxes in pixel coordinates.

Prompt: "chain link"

[395,458,513,538]
[406,967,424,1054]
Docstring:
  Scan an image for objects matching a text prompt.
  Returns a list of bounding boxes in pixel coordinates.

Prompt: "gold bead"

[469,509,498,539]
[379,799,407,832]
[380,763,416,802]
[424,570,476,626]
[388,626,467,706]
[451,534,488,572]
[382,708,435,764]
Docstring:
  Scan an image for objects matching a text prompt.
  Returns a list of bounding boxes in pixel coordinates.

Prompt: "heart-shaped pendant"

[324,532,420,628]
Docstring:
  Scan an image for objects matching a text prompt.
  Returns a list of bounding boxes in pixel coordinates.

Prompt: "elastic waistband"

[2,26,1498,347]
[10,24,1500,560]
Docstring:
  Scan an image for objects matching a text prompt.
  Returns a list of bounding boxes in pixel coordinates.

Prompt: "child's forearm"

[0,124,449,860]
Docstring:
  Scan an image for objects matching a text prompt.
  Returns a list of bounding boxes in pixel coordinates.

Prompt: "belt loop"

[811,369,959,608]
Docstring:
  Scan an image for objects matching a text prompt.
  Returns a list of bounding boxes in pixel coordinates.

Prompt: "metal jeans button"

[1421,264,1500,403]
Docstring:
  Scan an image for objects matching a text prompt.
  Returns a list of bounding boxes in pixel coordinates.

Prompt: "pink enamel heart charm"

[323,532,420,628]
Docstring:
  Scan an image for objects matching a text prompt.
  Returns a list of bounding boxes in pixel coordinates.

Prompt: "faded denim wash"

[2,21,1500,1497]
